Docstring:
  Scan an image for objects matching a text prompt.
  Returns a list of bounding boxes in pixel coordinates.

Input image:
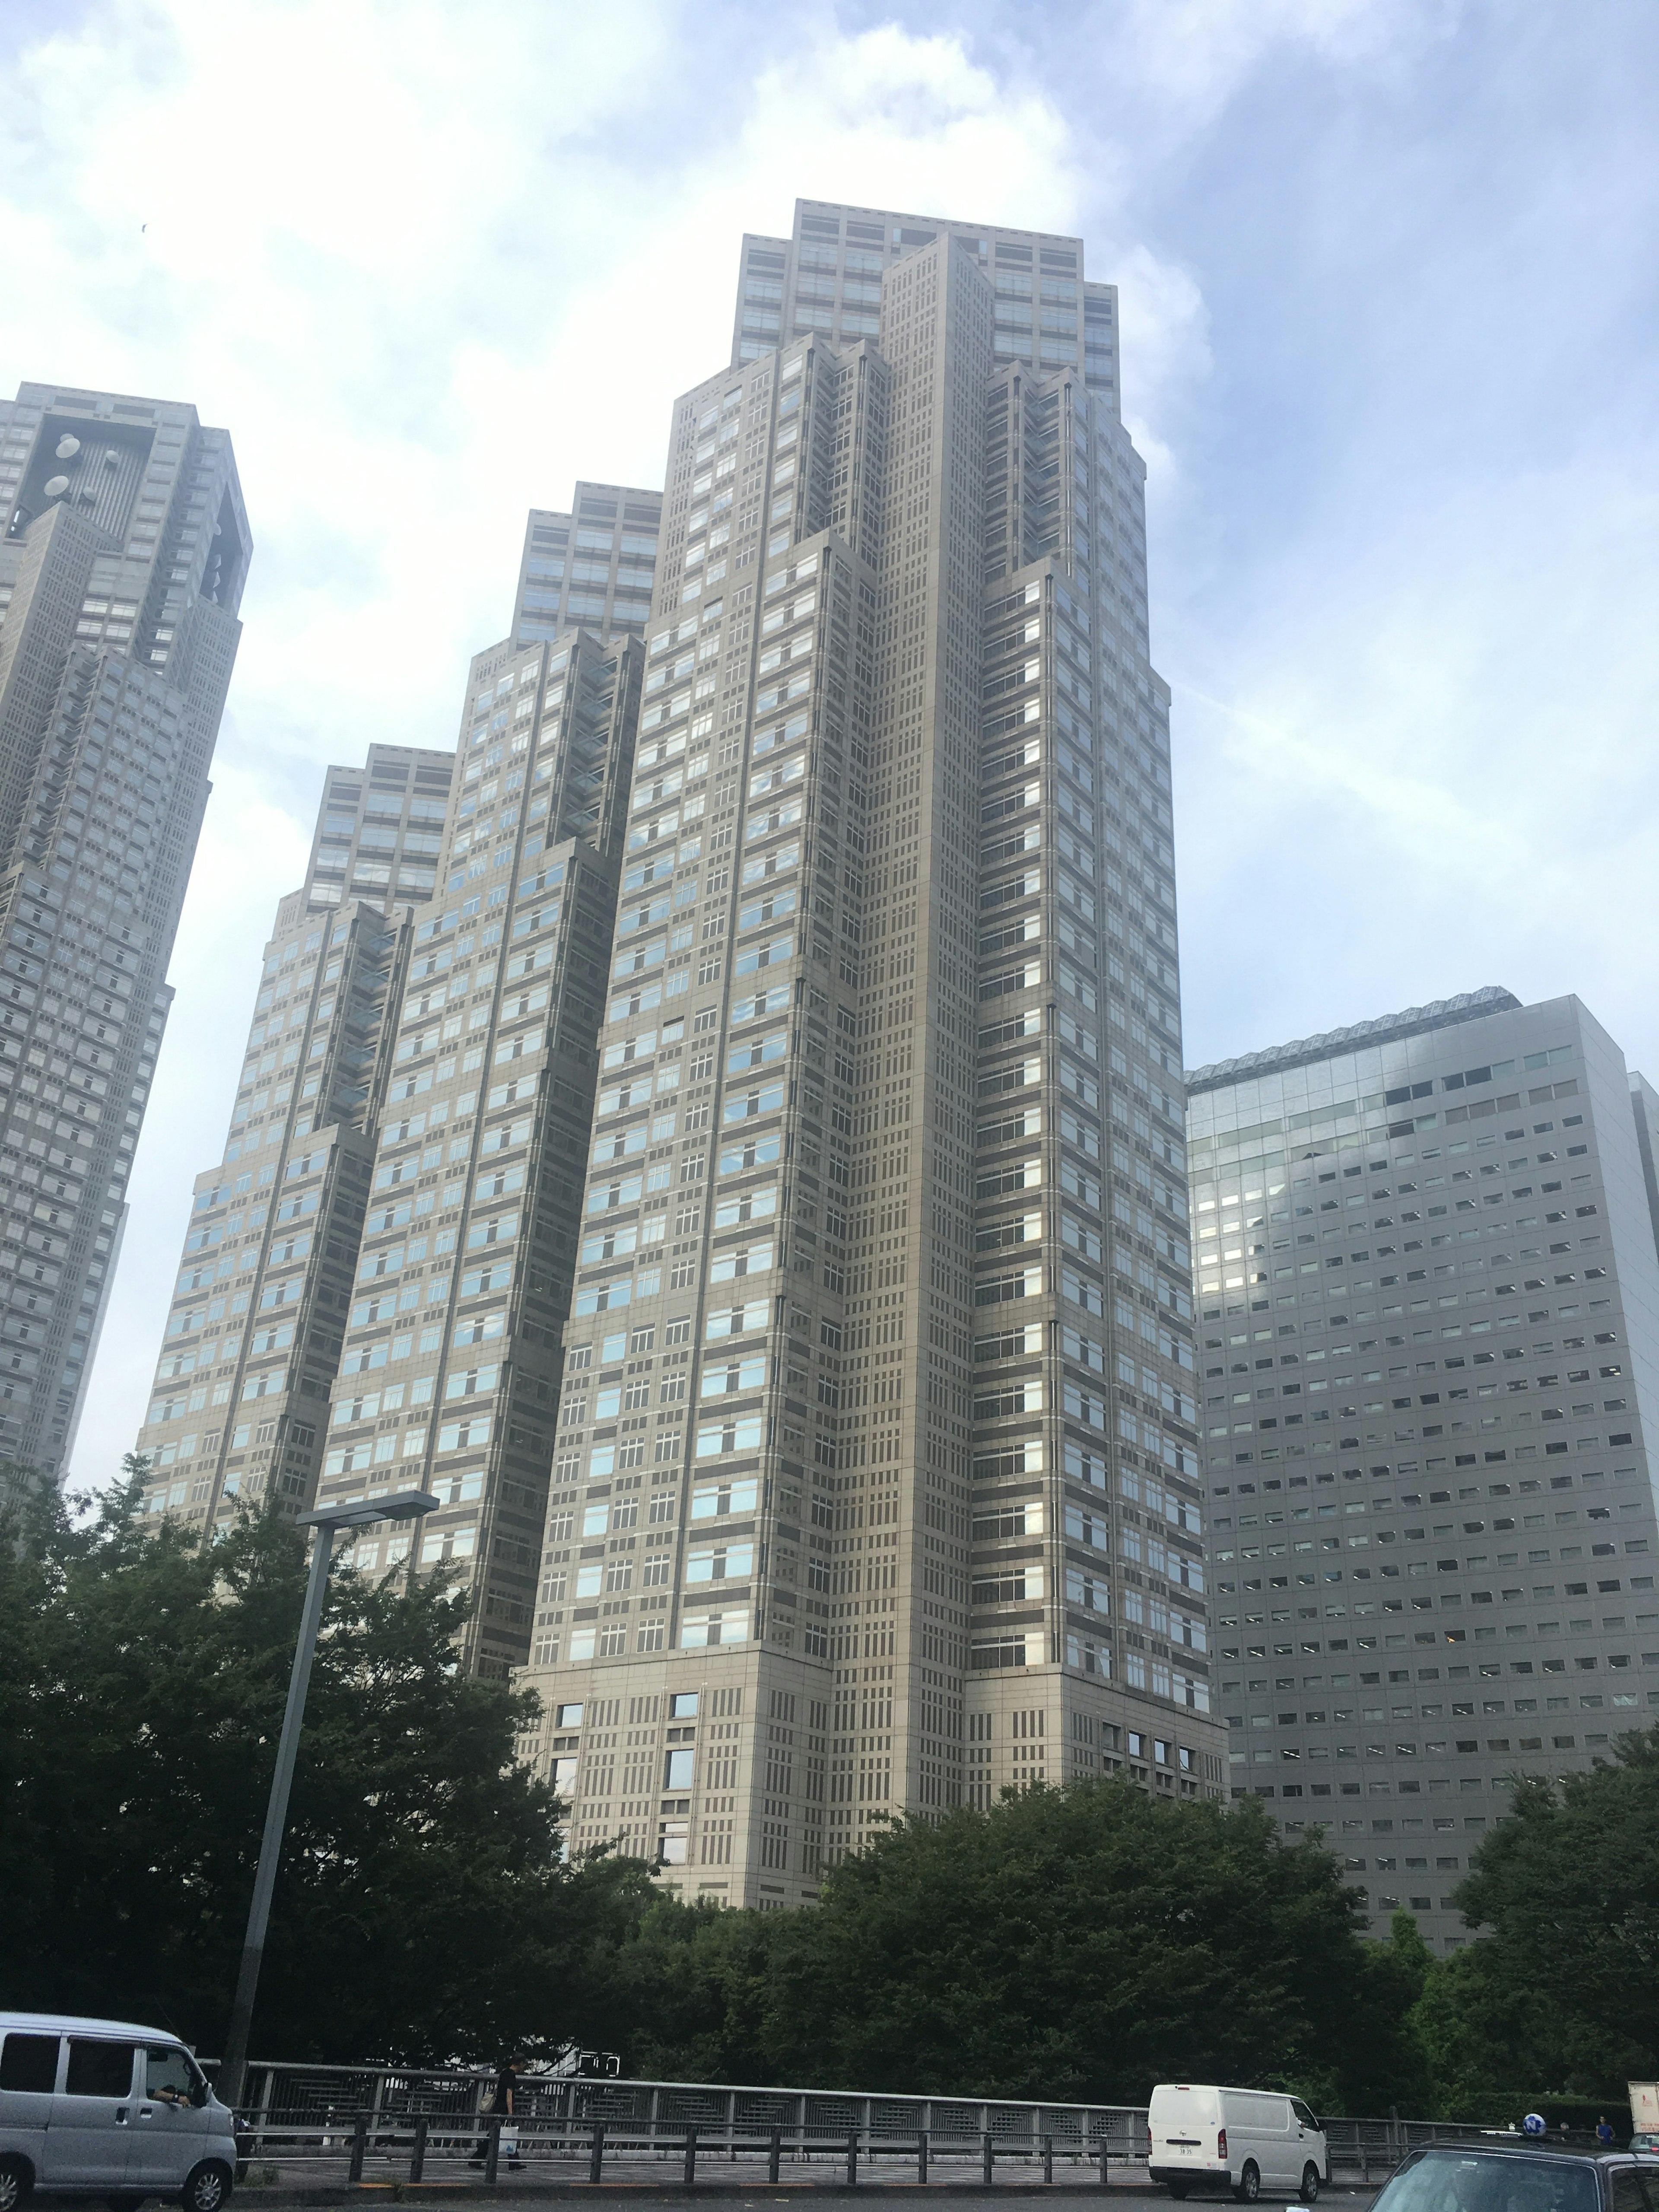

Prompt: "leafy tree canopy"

[591,1782,1434,2112]
[1411,1728,1659,2107]
[0,1472,653,2064]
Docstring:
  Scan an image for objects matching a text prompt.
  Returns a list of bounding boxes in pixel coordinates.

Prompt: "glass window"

[65,2041,137,2098]
[146,2047,203,2104]
[664,1747,695,1789]
[1371,2153,1599,2212]
[0,2035,59,2093]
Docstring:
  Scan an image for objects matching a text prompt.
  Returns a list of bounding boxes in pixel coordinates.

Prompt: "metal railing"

[219,2064,1538,2190]
[225,2068,1150,2185]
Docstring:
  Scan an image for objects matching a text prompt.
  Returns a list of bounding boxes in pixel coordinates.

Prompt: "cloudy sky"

[3,0,1656,1488]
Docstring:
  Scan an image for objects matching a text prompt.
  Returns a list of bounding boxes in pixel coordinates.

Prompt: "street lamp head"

[296,1488,441,1532]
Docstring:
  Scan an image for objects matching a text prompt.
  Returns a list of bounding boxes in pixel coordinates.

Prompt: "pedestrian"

[1597,2117,1615,2147]
[469,2057,527,2169]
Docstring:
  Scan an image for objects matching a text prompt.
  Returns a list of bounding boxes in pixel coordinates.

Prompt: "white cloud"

[1171,453,1659,1073]
[1096,0,1461,128]
[1113,241,1211,483]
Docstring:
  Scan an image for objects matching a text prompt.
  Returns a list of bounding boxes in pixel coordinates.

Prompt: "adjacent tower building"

[135,744,454,1526]
[1187,989,1659,1954]
[300,487,663,1677]
[0,383,248,1478]
[512,199,1223,1907]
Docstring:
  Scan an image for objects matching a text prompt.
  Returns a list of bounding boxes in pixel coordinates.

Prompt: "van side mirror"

[192,2082,211,2109]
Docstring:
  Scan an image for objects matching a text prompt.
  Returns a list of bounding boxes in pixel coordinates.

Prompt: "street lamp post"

[215,1488,439,2110]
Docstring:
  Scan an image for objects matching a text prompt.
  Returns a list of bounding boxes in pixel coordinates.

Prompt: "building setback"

[135,743,454,1526]
[511,198,1224,1908]
[0,382,248,1481]
[1187,989,1659,1954]
[301,489,662,1678]
[513,486,662,648]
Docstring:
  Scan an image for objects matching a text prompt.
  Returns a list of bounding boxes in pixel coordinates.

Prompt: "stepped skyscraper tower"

[513,200,1224,1901]
[133,489,661,1680]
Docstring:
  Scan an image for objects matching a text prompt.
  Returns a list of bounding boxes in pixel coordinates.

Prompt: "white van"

[1148,2083,1328,2203]
[0,2014,239,2212]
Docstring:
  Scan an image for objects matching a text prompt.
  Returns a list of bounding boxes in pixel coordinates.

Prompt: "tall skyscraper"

[134,480,663,1560]
[512,199,1223,1907]
[1187,988,1659,1954]
[301,486,662,1677]
[0,383,248,1478]
[135,744,454,1527]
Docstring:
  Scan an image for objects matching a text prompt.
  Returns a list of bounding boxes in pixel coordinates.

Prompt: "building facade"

[0,382,248,1478]
[130,484,661,1635]
[513,485,662,649]
[135,743,454,1526]
[1187,989,1659,1954]
[512,198,1223,1909]
[296,486,663,1678]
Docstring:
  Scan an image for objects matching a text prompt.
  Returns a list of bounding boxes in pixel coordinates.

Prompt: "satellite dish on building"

[43,475,69,497]
[55,435,81,459]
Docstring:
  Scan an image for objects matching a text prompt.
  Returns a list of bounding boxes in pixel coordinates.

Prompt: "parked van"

[0,2014,238,2212]
[1148,2083,1328,2203]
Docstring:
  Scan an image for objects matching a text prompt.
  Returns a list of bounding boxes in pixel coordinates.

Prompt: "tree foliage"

[589,1782,1433,2111]
[1410,1729,1659,2107]
[0,1476,654,2063]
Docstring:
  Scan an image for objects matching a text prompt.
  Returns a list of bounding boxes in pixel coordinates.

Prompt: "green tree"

[1419,1730,1659,2103]
[0,1476,656,2063]
[594,1782,1428,2110]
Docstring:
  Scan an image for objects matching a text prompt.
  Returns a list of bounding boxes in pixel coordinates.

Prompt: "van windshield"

[1376,2152,1599,2212]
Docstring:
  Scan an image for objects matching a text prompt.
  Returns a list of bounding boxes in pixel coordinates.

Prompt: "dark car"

[1370,2145,1659,2212]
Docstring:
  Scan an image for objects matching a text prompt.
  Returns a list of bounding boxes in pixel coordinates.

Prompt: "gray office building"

[512,197,1223,1907]
[0,383,248,1481]
[1187,988,1659,1953]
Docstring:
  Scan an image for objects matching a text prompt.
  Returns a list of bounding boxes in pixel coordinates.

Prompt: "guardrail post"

[410,2117,428,2182]
[983,2132,994,2185]
[769,2132,782,2184]
[847,2130,859,2185]
[1361,2138,1369,2187]
[485,2115,502,2184]
[918,2132,928,2184]
[685,2126,698,2186]
[590,2122,605,2184]
[1043,2135,1053,2184]
[1099,2136,1110,2188]
[349,2111,368,2183]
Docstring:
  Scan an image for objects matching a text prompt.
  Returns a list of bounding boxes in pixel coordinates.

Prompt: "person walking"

[469,2057,527,2169]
